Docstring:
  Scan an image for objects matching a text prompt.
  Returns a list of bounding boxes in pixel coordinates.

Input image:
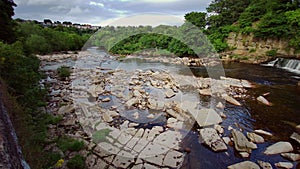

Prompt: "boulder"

[222,94,241,106]
[227,161,260,169]
[165,88,176,98]
[247,132,265,143]
[125,98,139,107]
[193,109,223,127]
[290,132,300,144]
[281,153,300,161]
[275,162,293,169]
[257,161,273,169]
[198,89,212,96]
[102,97,111,102]
[257,96,272,106]
[295,124,300,134]
[199,128,227,152]
[232,129,257,153]
[216,102,225,109]
[254,129,273,137]
[264,142,293,155]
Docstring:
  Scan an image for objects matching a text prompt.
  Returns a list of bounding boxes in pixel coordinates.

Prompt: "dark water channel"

[185,62,300,169]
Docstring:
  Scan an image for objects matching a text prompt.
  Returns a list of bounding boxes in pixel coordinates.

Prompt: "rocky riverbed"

[38,50,300,169]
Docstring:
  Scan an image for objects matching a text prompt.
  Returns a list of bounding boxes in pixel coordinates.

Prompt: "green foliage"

[0,0,16,43]
[67,155,85,169]
[57,137,84,152]
[184,12,207,29]
[249,48,256,53]
[16,22,90,54]
[45,152,62,167]
[57,66,71,79]
[266,50,277,57]
[207,0,251,29]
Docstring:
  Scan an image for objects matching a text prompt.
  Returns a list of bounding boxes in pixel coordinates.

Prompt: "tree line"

[93,0,300,55]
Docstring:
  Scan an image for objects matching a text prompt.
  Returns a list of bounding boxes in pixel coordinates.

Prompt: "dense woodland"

[0,0,300,168]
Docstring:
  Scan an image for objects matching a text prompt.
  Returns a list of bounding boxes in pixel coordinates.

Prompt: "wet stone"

[199,128,227,152]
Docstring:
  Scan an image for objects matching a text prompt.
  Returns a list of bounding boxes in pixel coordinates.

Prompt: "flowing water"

[85,49,300,168]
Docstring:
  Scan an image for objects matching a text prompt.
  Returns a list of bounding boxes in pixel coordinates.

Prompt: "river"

[41,48,300,169]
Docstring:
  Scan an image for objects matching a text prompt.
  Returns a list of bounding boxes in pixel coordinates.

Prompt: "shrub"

[67,155,85,169]
[249,48,256,53]
[57,137,84,152]
[57,66,71,79]
[266,50,277,57]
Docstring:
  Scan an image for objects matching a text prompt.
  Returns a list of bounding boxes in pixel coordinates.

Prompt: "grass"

[67,155,85,169]
[57,66,71,79]
[57,137,84,152]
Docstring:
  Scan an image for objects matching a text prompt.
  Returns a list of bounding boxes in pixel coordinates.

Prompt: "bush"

[266,50,277,57]
[57,137,84,152]
[57,66,71,79]
[67,155,85,169]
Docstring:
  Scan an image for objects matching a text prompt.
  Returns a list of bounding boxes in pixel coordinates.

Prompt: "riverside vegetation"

[0,0,93,168]
[0,0,300,168]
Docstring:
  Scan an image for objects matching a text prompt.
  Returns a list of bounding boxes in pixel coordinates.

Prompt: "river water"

[187,62,300,169]
[83,48,300,169]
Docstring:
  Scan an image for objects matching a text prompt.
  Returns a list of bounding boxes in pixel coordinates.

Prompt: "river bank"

[38,50,300,169]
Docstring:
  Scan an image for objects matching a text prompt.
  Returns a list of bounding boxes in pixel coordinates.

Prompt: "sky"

[13,0,212,26]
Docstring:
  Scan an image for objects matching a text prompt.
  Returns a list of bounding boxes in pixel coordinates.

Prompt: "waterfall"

[265,58,300,74]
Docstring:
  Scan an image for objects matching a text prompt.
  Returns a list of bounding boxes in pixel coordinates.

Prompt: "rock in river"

[257,96,272,106]
[264,142,293,155]
[192,109,223,127]
[199,128,227,152]
[247,132,265,143]
[290,132,300,144]
[275,162,293,169]
[165,88,176,98]
[222,94,241,106]
[227,161,260,169]
[125,98,139,107]
[281,153,300,161]
[232,129,257,153]
[257,161,273,169]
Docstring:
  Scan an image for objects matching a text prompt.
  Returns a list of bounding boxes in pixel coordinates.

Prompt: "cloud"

[13,0,212,25]
[90,1,104,7]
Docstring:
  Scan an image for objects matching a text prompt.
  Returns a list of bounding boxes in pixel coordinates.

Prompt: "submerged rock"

[231,129,257,153]
[264,142,293,155]
[227,161,260,169]
[199,128,227,152]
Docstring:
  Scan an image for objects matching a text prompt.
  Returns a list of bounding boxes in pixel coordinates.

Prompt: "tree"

[206,0,250,29]
[0,0,16,43]
[184,12,207,29]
